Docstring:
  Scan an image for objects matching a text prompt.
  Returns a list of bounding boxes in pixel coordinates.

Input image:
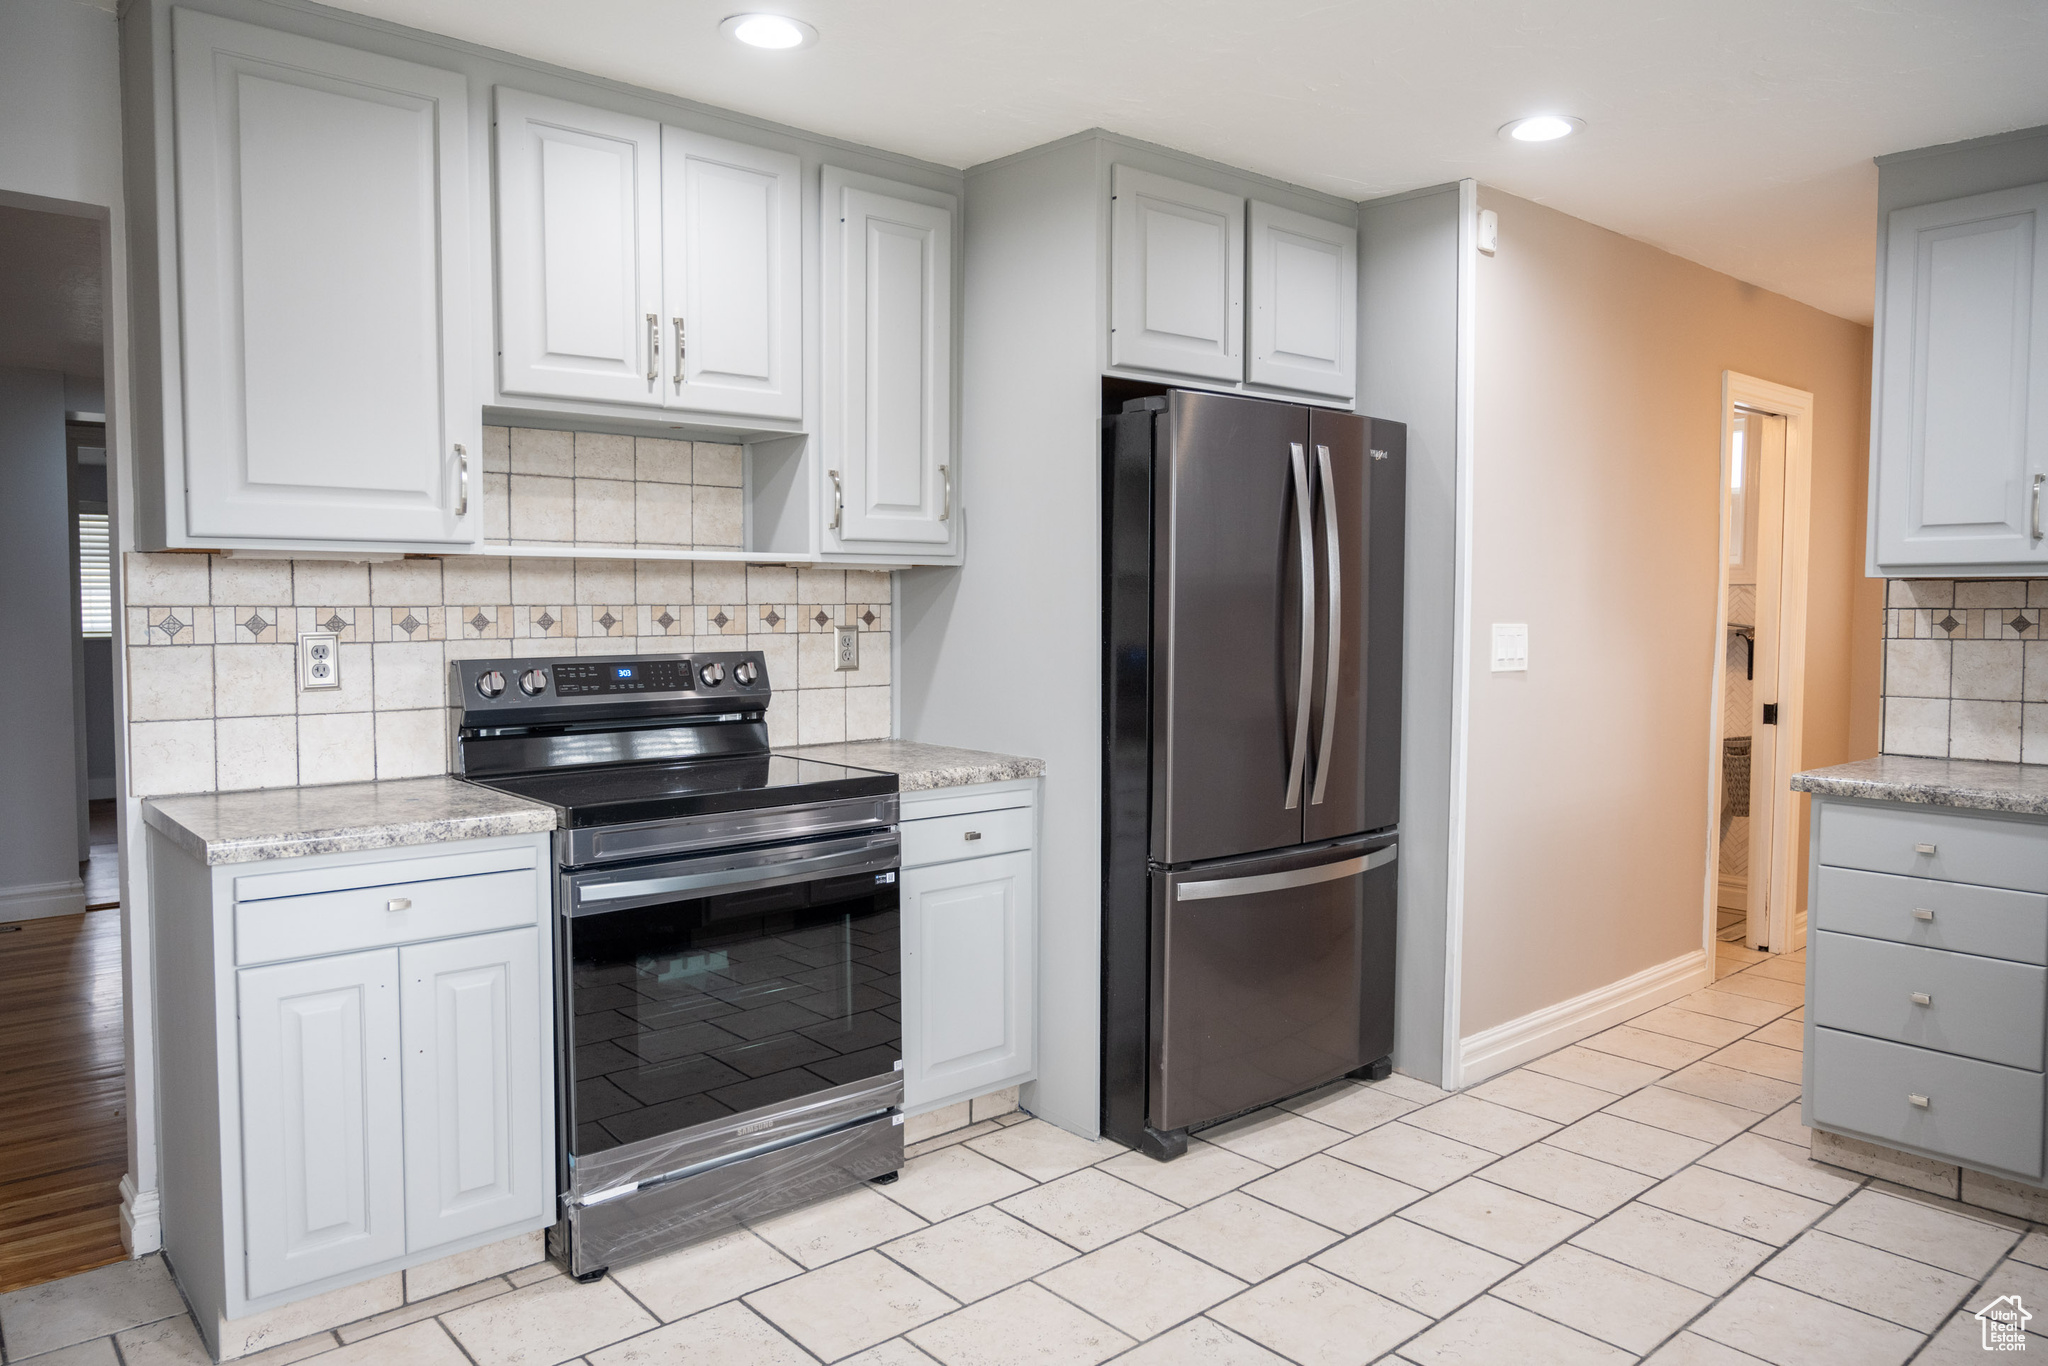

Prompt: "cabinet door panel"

[1249,202,1356,398]
[662,130,802,418]
[496,89,663,406]
[1875,181,2048,569]
[824,168,956,547]
[172,11,474,545]
[903,851,1035,1106]
[400,929,547,1250]
[238,949,404,1298]
[1110,166,1244,382]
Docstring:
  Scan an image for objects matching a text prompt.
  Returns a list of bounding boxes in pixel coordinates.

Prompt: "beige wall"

[1461,188,1878,1038]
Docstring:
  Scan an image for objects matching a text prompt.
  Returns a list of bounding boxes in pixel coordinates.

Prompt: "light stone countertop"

[1791,754,2048,816]
[775,740,1045,793]
[144,776,559,865]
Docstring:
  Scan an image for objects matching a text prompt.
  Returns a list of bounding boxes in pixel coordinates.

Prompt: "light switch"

[1491,623,1528,672]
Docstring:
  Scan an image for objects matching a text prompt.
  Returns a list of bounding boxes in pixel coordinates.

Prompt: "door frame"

[1702,371,1815,960]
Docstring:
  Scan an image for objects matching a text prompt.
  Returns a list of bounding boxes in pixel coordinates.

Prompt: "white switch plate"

[1491,623,1528,672]
[298,631,340,690]
[834,624,860,671]
[1477,208,1500,256]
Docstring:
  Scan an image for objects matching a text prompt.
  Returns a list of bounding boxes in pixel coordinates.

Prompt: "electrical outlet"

[834,624,860,671]
[299,631,340,690]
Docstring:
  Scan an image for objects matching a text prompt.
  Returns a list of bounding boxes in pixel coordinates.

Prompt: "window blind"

[78,511,112,637]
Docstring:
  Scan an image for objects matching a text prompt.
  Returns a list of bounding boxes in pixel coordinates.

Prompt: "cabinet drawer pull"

[2035,473,2044,541]
[1913,843,1937,855]
[963,830,982,842]
[455,444,469,517]
[386,897,412,913]
[1912,908,1935,922]
[673,316,685,387]
[1908,1093,1931,1108]
[828,469,844,532]
[646,313,659,382]
[940,463,952,522]
[1910,991,1932,1006]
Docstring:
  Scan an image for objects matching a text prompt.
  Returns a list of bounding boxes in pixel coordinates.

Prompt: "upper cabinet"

[168,10,478,547]
[495,90,802,422]
[1871,181,2048,574]
[1108,164,1357,402]
[822,167,958,553]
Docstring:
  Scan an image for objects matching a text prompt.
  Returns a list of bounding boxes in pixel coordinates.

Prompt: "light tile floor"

[4,949,2042,1364]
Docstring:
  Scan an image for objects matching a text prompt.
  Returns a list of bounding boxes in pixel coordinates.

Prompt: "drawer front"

[236,868,540,965]
[1812,931,2046,1069]
[1810,1026,2045,1179]
[902,805,1034,869]
[1815,866,2048,964]
[1819,801,2048,892]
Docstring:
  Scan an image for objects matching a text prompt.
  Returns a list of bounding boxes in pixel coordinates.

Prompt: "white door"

[902,852,1035,1107]
[172,10,476,546]
[238,949,404,1298]
[1875,181,2048,570]
[400,930,547,1250]
[495,88,663,407]
[1109,166,1244,383]
[661,129,802,418]
[1248,201,1356,399]
[823,168,956,547]
[1745,412,1789,951]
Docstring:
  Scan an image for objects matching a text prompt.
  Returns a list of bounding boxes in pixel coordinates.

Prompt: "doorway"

[1707,374,1814,976]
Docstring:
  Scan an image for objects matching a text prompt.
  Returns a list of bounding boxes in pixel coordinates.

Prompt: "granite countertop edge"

[1791,755,2048,816]
[143,778,560,866]
[775,739,1046,793]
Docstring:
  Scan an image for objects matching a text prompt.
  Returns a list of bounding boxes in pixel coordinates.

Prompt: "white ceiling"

[0,205,103,376]
[329,0,2048,323]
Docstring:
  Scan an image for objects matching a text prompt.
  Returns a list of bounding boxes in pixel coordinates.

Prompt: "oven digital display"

[554,660,691,695]
[614,667,636,680]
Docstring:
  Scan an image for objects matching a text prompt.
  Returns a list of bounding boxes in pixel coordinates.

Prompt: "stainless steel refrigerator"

[1102,388,1404,1159]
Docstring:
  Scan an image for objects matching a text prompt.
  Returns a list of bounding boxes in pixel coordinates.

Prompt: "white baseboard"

[1456,948,1711,1087]
[121,1174,162,1255]
[0,878,87,923]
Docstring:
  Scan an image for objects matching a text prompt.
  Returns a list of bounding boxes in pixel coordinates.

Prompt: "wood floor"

[0,907,129,1293]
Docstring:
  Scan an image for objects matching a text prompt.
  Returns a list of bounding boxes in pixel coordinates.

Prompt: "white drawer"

[1819,802,2048,893]
[1812,931,2047,1070]
[1811,1027,2045,1180]
[902,805,1033,869]
[235,867,540,965]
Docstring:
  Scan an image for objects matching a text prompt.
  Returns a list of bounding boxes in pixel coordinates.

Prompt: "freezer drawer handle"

[1312,443,1342,807]
[1176,843,1396,901]
[1284,441,1315,811]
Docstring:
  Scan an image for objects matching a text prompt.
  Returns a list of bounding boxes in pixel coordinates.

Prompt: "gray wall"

[0,366,85,917]
[1358,185,1465,1085]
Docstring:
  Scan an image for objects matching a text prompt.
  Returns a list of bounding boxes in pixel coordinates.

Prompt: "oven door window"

[567,868,900,1156]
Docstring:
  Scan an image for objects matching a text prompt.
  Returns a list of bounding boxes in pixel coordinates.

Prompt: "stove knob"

[519,668,549,696]
[734,660,759,687]
[475,670,506,699]
[699,661,725,688]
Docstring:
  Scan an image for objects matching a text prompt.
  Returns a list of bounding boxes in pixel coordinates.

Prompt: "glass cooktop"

[464,754,897,828]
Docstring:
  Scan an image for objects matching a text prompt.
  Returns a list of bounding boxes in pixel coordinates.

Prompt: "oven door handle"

[567,830,900,915]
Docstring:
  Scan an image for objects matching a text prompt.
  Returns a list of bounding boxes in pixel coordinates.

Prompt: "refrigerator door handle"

[1176,843,1397,901]
[1285,441,1315,810]
[1312,442,1342,806]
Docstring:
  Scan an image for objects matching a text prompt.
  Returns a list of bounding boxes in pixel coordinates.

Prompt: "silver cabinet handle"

[963,830,981,841]
[828,469,844,532]
[1913,908,1935,922]
[1914,843,1937,855]
[673,316,685,388]
[1312,442,1341,807]
[2034,474,2044,540]
[646,313,659,382]
[1284,441,1314,811]
[454,444,469,517]
[940,464,951,522]
[1910,991,1932,1006]
[386,897,412,912]
[1908,1093,1931,1108]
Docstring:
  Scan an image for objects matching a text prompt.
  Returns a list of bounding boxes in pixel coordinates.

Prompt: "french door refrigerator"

[1103,388,1405,1159]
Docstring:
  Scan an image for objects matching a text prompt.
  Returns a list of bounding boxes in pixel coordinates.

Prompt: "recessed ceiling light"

[1501,115,1583,143]
[720,13,817,50]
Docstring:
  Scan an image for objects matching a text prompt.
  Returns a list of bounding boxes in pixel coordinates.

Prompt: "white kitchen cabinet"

[1871,180,2048,573]
[1249,201,1357,399]
[1110,166,1245,383]
[899,782,1038,1111]
[662,129,803,419]
[238,949,405,1299]
[169,9,478,546]
[822,167,958,551]
[495,89,664,408]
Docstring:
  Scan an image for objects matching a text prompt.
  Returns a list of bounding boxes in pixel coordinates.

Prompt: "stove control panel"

[554,659,692,697]
[453,651,770,717]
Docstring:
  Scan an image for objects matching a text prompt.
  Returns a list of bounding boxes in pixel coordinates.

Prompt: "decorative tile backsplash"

[123,553,890,798]
[1881,579,2048,762]
[483,425,744,548]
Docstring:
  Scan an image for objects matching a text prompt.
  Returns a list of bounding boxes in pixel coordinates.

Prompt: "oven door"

[561,828,902,1178]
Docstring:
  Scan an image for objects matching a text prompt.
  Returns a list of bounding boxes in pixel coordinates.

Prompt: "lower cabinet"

[899,783,1039,1111]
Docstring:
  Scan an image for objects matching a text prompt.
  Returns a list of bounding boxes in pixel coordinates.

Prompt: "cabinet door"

[495,89,663,407]
[400,929,548,1251]
[661,129,802,419]
[902,851,1035,1107]
[823,168,956,546]
[238,949,404,1298]
[1110,166,1244,383]
[172,11,476,545]
[1874,181,2048,570]
[1248,201,1356,399]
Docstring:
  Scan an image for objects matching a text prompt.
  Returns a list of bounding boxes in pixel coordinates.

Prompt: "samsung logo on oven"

[876,872,897,884]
